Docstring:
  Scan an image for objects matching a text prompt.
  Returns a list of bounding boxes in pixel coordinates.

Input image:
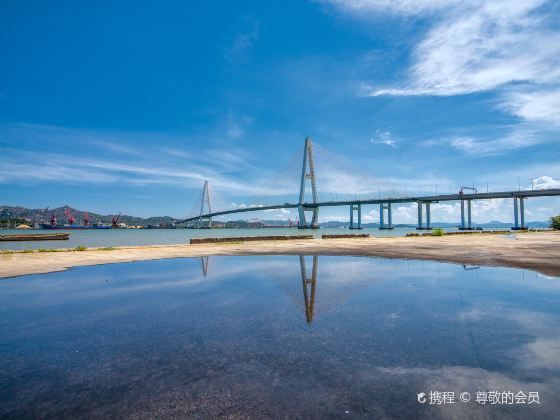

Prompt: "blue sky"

[1,0,559,223]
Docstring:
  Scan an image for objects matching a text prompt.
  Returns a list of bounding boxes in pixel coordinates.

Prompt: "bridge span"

[179,137,560,230]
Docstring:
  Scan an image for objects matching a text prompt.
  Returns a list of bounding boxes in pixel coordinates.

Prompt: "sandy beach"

[1,231,559,279]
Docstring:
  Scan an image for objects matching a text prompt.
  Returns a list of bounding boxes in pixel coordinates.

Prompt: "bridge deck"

[179,189,560,223]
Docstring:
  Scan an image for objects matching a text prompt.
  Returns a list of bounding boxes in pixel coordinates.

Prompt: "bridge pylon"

[298,136,319,229]
[197,180,212,228]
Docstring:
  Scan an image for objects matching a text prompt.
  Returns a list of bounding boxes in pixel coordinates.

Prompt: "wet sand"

[1,231,559,278]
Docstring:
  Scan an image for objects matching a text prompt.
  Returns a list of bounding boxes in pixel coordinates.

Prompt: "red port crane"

[83,211,89,227]
[44,207,56,226]
[111,213,121,228]
[64,208,75,225]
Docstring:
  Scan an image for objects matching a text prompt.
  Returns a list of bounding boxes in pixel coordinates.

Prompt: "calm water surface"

[1,256,559,419]
[0,227,514,250]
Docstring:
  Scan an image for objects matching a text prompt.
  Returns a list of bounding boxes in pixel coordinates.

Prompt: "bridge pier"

[460,200,465,229]
[416,201,432,230]
[459,199,474,230]
[349,204,362,229]
[298,205,319,229]
[520,198,525,229]
[468,199,472,229]
[512,197,527,230]
[426,202,431,229]
[379,203,394,229]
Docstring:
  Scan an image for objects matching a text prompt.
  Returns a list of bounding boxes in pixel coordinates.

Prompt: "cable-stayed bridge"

[179,137,560,230]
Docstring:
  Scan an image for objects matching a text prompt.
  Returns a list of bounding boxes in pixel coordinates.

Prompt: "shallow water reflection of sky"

[1,256,559,419]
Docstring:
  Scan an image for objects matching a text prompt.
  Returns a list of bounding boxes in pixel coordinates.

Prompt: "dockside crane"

[111,213,122,228]
[64,208,76,225]
[43,207,57,226]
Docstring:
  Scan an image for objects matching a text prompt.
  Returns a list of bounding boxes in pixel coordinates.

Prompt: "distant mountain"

[215,219,552,229]
[1,206,552,229]
[0,205,178,227]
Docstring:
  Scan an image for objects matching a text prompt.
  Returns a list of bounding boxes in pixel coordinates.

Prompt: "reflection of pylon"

[298,137,319,229]
[201,256,209,277]
[299,255,318,324]
[197,180,212,228]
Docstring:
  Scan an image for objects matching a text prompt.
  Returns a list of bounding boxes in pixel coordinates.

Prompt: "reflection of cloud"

[458,308,486,321]
[537,273,559,281]
[458,303,560,376]
[520,339,560,368]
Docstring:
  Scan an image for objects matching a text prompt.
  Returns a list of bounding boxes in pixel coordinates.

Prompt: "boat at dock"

[40,209,111,229]
[39,224,111,230]
[0,233,70,241]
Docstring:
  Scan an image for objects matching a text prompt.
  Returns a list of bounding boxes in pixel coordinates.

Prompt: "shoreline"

[1,231,559,279]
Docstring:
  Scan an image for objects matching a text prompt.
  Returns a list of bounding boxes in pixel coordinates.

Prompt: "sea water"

[0,226,512,250]
[0,255,558,418]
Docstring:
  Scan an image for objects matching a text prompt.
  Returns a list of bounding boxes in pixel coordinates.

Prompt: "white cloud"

[370,129,397,147]
[227,122,243,140]
[328,0,560,138]
[435,130,544,156]
[326,0,464,16]
[0,149,264,197]
[225,114,253,140]
[362,0,560,96]
[225,19,260,63]
[0,124,271,202]
[531,176,560,190]
[500,88,560,126]
[520,338,560,368]
[161,147,192,158]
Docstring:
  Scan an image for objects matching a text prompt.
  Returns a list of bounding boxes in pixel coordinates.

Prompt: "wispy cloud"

[225,113,253,140]
[326,0,464,16]
[225,18,260,63]
[427,130,546,156]
[499,87,560,127]
[353,0,560,96]
[0,149,262,194]
[227,120,243,140]
[532,176,560,190]
[326,0,560,147]
[0,123,264,196]
[370,129,397,147]
[161,147,192,159]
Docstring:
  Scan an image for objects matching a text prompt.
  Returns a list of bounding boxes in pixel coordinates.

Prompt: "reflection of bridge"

[300,255,318,324]
[199,256,491,323]
[200,255,319,324]
[180,137,560,230]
